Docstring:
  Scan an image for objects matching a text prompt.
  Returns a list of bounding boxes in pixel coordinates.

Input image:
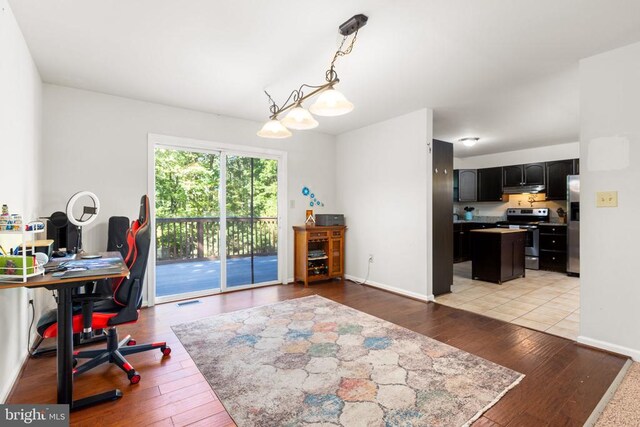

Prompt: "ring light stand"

[66,191,100,253]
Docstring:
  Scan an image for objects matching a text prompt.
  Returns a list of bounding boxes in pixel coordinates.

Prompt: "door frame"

[146,133,288,306]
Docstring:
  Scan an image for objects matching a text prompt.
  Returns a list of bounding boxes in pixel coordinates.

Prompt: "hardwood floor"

[8,281,627,426]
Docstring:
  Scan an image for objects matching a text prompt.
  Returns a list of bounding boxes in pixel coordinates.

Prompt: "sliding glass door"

[154,147,222,299]
[152,144,281,302]
[225,155,279,288]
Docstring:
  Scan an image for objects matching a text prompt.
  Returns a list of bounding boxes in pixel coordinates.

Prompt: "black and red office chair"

[36,195,170,384]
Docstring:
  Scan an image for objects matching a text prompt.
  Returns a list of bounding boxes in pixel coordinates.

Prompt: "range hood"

[503,184,546,194]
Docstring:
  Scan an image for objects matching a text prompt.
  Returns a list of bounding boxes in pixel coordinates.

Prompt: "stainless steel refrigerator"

[567,175,580,275]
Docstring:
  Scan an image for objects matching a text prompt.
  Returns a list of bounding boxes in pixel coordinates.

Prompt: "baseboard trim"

[577,335,640,361]
[344,275,431,303]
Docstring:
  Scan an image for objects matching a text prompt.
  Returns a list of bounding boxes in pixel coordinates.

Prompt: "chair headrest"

[138,195,149,225]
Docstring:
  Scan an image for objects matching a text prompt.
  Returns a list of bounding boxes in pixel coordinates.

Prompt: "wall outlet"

[368,254,374,263]
[596,191,618,207]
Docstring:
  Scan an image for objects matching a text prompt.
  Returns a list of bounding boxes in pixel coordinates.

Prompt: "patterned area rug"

[172,296,524,426]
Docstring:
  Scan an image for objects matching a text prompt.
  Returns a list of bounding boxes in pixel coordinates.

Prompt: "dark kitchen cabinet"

[503,163,545,187]
[545,160,574,200]
[573,158,580,175]
[524,163,545,185]
[432,139,453,296]
[477,167,503,202]
[453,170,459,202]
[457,169,477,202]
[453,222,496,263]
[539,224,567,272]
[471,229,526,284]
[503,165,524,187]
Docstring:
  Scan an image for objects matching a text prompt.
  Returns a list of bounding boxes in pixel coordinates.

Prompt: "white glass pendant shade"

[257,119,292,139]
[309,88,354,116]
[281,106,319,130]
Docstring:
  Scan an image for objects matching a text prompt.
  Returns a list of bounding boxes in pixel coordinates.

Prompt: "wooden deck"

[156,255,278,297]
[7,281,627,426]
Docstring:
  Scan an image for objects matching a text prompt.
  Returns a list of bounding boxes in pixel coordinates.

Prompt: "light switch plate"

[596,191,618,207]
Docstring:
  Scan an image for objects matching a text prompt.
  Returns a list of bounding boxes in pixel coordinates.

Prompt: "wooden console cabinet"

[293,225,346,286]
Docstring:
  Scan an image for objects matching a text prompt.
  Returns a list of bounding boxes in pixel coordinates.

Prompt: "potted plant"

[464,206,475,221]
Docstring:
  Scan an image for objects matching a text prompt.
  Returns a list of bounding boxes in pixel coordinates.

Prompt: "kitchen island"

[470,228,526,284]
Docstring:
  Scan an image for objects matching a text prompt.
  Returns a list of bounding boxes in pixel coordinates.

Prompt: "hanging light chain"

[327,30,358,82]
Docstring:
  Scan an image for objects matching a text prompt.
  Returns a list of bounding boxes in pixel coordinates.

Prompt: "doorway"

[148,135,287,304]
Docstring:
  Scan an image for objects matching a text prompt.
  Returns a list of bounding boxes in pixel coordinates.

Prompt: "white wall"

[336,109,433,300]
[452,142,579,220]
[41,84,337,284]
[0,0,43,402]
[453,142,579,169]
[578,41,640,361]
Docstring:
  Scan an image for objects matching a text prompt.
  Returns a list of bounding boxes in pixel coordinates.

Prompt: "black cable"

[353,258,372,286]
[27,299,35,357]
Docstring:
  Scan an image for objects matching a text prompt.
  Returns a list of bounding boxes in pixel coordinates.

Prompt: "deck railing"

[155,217,277,264]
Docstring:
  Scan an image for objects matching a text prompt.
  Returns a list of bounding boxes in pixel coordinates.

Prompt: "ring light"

[66,191,100,227]
[65,191,100,253]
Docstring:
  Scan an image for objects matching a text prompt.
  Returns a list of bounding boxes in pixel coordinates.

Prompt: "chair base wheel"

[128,371,141,384]
[161,346,171,356]
[127,339,137,346]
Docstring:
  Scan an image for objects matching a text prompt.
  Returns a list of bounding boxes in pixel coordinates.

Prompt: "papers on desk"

[50,256,126,278]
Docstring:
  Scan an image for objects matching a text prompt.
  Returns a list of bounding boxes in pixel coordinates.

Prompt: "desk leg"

[56,287,73,405]
[56,285,123,411]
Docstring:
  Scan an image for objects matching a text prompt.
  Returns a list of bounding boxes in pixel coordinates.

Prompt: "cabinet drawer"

[540,234,566,251]
[540,251,566,272]
[331,230,343,238]
[539,225,567,235]
[308,230,328,240]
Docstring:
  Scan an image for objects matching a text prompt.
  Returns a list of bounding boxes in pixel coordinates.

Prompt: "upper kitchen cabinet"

[503,163,546,187]
[545,159,575,200]
[457,169,477,202]
[503,165,524,187]
[477,167,503,202]
[524,163,545,185]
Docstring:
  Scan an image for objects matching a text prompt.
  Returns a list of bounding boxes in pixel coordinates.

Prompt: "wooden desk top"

[0,251,129,290]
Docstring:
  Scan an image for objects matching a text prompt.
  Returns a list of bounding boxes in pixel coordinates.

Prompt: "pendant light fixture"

[257,119,292,139]
[309,88,354,117]
[258,14,368,139]
[281,104,319,129]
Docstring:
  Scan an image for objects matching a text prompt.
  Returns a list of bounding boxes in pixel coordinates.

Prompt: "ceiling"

[9,0,640,157]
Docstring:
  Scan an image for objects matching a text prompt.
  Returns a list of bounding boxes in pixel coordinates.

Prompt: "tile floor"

[435,261,580,340]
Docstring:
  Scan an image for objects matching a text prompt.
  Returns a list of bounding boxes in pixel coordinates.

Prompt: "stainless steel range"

[496,208,549,270]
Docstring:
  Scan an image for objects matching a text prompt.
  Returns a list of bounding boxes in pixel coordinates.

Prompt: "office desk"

[0,251,129,410]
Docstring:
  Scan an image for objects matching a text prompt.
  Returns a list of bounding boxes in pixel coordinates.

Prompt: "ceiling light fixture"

[459,137,480,147]
[258,14,368,139]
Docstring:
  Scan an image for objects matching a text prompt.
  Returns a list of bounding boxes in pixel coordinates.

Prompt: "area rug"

[172,295,524,426]
[595,362,640,426]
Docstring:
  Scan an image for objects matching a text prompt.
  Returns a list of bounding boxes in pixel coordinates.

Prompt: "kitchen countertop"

[470,228,527,234]
[539,222,567,226]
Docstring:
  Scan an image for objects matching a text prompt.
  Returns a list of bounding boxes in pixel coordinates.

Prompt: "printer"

[315,214,345,226]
